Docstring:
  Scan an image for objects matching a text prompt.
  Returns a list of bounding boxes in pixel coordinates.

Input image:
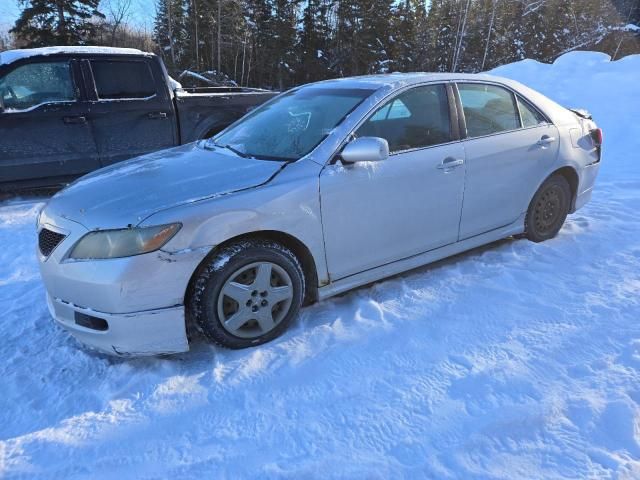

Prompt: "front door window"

[356,84,452,152]
[0,61,75,111]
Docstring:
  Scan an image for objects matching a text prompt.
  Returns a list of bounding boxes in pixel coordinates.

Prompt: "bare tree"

[613,3,635,60]
[481,0,498,71]
[105,0,133,46]
[217,0,222,73]
[191,0,199,70]
[452,0,472,72]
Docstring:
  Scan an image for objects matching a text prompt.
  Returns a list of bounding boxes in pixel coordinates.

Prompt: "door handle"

[437,157,464,170]
[63,115,87,124]
[537,135,556,146]
[148,111,168,119]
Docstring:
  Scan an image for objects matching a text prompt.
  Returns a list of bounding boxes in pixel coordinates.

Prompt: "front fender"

[140,159,329,286]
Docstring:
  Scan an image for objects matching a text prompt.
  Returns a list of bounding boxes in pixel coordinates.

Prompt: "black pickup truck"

[0,46,276,190]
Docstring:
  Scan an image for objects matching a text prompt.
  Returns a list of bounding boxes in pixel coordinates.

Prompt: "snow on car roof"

[0,46,152,65]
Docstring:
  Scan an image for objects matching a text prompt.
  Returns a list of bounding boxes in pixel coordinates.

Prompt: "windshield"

[211,87,375,161]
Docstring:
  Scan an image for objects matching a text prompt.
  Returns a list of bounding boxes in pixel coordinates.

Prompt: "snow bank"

[0,46,150,65]
[1,52,640,478]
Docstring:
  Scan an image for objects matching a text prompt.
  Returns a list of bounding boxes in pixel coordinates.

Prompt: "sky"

[1,0,157,34]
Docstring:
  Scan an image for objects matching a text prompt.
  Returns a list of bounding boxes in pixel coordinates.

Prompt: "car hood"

[45,142,285,230]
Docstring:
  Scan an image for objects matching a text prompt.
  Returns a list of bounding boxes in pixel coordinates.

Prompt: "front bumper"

[47,294,189,356]
[37,211,210,356]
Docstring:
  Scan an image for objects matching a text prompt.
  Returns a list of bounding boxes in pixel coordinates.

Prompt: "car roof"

[0,46,152,65]
[304,71,576,127]
[307,72,517,91]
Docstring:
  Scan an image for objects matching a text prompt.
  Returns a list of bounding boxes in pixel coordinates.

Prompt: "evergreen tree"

[333,0,394,76]
[424,0,458,71]
[272,0,298,89]
[244,0,278,87]
[153,0,189,71]
[297,0,332,84]
[390,0,418,72]
[143,0,639,87]
[362,0,395,73]
[11,0,104,46]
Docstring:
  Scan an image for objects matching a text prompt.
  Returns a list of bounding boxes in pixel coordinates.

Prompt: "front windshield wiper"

[206,140,296,163]
[207,141,251,159]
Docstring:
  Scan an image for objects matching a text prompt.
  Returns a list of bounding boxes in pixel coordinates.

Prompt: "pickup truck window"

[90,60,156,100]
[212,87,375,161]
[0,61,75,111]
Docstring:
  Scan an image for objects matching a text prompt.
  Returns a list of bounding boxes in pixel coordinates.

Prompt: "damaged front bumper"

[47,294,189,356]
[37,211,211,356]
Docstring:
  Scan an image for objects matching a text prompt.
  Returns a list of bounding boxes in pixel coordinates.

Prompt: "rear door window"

[90,60,156,100]
[458,83,520,137]
[356,84,451,153]
[0,61,75,110]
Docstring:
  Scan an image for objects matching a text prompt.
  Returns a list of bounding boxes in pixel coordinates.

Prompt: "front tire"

[524,174,571,243]
[189,240,305,349]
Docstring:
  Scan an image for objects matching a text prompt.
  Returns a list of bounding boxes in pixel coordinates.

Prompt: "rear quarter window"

[517,95,547,127]
[90,60,156,100]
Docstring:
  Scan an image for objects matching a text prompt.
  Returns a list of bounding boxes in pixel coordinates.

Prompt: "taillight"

[590,128,603,147]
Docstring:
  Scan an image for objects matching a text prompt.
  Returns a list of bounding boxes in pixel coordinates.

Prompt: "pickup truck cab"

[0,46,276,190]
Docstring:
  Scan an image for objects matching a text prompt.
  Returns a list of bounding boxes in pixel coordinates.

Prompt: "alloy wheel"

[216,261,294,339]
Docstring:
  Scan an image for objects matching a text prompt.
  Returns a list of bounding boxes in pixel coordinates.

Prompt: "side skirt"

[317,214,525,301]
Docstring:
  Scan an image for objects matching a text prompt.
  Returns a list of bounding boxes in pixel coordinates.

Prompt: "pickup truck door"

[82,57,179,166]
[0,58,100,185]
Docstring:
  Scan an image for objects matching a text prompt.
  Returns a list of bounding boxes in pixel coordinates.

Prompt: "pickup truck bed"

[0,46,277,190]
[174,88,274,143]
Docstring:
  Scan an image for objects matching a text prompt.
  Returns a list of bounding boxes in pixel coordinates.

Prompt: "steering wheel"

[6,85,17,101]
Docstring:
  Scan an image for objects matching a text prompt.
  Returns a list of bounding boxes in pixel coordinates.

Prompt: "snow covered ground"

[1,51,639,479]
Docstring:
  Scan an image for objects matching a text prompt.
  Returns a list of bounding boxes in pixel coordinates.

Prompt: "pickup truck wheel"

[190,240,305,349]
[524,174,571,243]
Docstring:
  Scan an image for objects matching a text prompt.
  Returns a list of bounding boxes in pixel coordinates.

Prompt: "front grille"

[39,228,66,257]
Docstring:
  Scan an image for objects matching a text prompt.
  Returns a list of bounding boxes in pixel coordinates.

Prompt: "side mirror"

[340,136,389,164]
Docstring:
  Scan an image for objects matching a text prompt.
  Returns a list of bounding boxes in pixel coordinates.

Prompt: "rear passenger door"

[0,58,99,185]
[84,57,178,166]
[456,82,559,239]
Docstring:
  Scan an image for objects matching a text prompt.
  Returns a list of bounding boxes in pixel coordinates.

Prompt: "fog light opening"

[74,312,109,331]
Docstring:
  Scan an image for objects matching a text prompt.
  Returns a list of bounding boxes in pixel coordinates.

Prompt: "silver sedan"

[37,73,602,355]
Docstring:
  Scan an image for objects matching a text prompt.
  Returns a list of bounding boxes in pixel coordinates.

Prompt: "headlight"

[69,223,181,260]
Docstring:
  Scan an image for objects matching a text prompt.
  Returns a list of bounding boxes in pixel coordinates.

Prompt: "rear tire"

[189,240,305,349]
[524,174,571,243]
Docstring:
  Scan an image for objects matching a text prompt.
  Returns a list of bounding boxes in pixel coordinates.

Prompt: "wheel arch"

[185,230,319,310]
[552,166,579,212]
[529,166,579,214]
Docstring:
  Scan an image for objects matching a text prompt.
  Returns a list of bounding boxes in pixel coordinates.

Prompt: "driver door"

[0,58,99,186]
[319,84,466,280]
